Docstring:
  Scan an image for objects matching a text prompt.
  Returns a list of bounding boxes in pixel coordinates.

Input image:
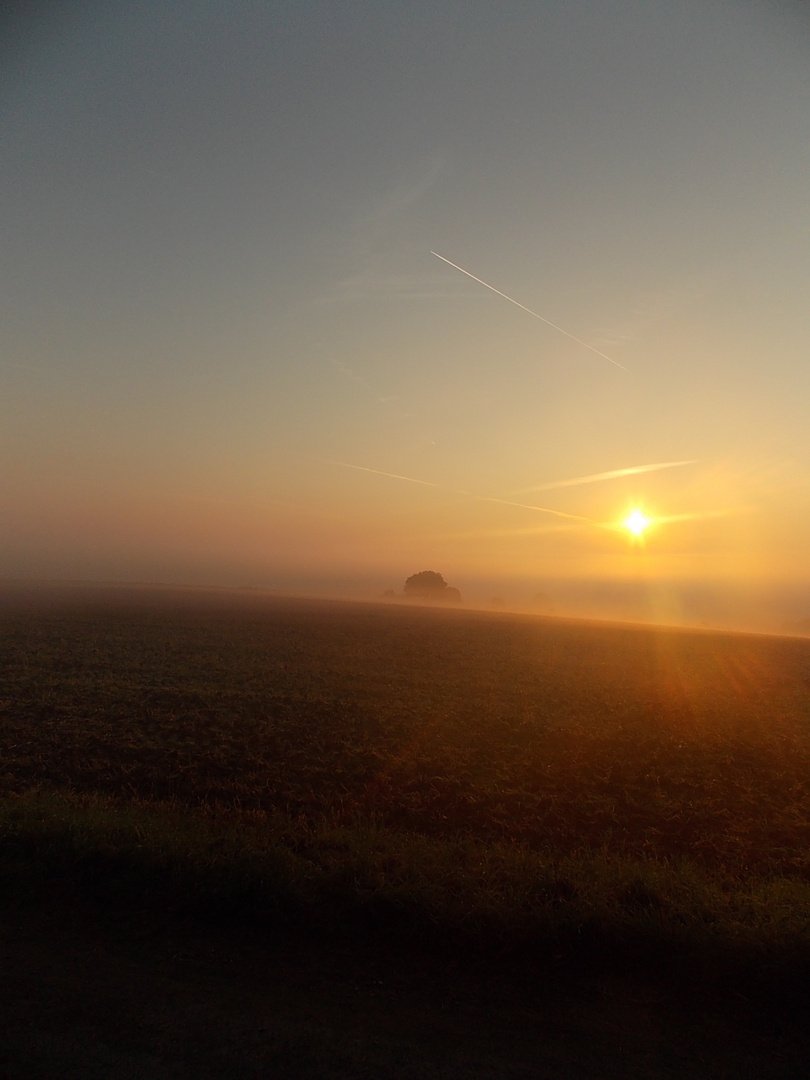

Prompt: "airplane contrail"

[331,461,439,487]
[332,461,601,524]
[431,251,627,370]
[513,459,698,495]
[466,493,603,524]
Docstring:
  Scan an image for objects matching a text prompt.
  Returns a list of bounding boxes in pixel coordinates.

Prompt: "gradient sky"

[3,1,810,621]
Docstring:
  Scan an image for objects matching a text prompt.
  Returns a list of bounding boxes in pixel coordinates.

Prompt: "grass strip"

[2,789,809,981]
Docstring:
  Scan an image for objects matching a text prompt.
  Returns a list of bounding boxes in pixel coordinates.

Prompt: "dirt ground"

[2,904,808,1079]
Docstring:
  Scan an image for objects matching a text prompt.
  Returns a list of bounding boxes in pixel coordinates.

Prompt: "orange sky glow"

[3,1,810,632]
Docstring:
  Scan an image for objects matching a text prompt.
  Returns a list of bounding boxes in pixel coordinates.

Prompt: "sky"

[3,0,810,627]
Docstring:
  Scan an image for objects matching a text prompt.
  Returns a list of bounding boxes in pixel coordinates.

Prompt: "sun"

[623,509,651,538]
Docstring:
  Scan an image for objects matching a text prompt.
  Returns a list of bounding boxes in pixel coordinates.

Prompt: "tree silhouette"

[403,571,461,603]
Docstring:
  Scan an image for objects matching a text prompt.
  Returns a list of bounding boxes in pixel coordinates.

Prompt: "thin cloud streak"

[431,251,627,371]
[654,507,752,526]
[514,460,699,494]
[331,460,749,538]
[331,461,440,487]
[465,493,602,525]
[331,461,603,525]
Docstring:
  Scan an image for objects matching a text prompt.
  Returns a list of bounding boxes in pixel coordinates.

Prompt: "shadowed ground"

[3,900,808,1079]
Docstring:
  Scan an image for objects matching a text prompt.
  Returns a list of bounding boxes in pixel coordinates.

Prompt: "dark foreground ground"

[2,583,810,1077]
[3,898,809,1080]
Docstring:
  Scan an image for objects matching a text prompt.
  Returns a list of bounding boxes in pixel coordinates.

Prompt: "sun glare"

[623,509,651,538]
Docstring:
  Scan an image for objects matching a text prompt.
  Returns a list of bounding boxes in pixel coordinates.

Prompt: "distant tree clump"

[403,571,462,604]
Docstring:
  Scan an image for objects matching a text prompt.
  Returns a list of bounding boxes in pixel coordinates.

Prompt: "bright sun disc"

[624,509,651,537]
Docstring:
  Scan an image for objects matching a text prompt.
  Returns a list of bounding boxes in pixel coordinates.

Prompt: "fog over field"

[3,2,810,631]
